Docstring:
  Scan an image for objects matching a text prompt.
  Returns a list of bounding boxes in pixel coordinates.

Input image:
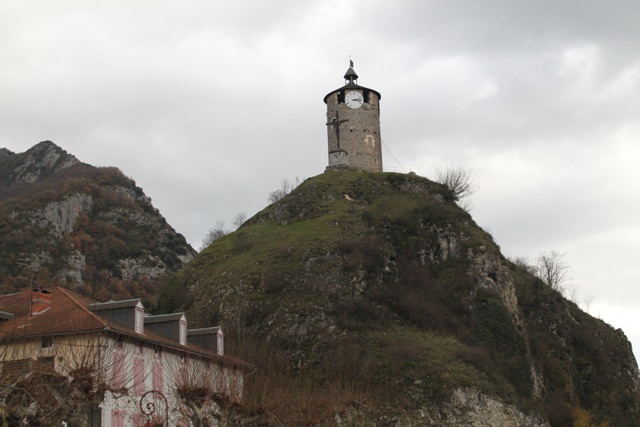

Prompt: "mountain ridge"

[0,140,80,186]
[0,141,196,302]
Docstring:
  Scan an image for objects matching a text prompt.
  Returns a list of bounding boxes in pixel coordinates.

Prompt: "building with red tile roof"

[0,287,252,426]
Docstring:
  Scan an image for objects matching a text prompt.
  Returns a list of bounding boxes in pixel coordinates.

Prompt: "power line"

[381,137,409,173]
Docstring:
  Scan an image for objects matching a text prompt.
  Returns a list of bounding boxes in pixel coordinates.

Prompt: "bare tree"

[232,212,248,229]
[200,221,229,251]
[514,253,584,305]
[435,164,476,202]
[535,251,570,294]
[168,358,246,427]
[268,177,303,204]
[199,212,249,252]
[582,295,594,314]
[0,335,126,426]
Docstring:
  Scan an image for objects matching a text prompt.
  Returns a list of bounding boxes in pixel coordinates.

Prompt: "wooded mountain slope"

[0,141,195,302]
[160,171,640,426]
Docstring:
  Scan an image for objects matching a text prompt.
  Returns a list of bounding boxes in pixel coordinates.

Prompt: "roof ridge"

[55,287,109,329]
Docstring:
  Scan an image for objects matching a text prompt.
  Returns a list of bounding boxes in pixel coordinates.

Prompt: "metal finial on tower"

[344,59,358,84]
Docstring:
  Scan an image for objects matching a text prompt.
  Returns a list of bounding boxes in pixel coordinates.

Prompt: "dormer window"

[89,298,145,334]
[144,312,186,343]
[135,306,144,334]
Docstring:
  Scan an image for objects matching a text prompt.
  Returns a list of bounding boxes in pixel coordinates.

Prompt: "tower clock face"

[345,90,364,109]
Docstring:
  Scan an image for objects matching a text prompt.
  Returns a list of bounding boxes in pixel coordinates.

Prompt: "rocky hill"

[160,171,640,426]
[0,141,196,301]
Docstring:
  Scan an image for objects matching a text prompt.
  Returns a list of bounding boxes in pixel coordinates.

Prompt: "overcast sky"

[1,0,638,360]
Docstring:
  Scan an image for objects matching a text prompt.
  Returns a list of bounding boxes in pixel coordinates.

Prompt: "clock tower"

[324,61,383,172]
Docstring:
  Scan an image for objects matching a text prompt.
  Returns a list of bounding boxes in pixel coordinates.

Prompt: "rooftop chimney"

[30,289,52,316]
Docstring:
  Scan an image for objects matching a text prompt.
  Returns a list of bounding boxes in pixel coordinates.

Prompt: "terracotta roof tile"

[0,288,107,339]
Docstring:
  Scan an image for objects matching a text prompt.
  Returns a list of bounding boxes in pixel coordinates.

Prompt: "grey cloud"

[1,0,638,359]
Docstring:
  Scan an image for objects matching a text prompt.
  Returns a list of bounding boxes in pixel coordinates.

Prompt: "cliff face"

[0,141,196,301]
[161,171,639,426]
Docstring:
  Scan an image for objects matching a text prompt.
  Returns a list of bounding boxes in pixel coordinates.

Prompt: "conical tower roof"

[344,61,359,83]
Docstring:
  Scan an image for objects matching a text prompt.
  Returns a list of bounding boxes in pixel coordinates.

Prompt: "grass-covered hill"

[0,141,195,301]
[160,170,639,426]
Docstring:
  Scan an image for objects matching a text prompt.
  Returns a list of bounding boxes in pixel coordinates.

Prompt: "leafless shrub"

[511,256,537,275]
[434,164,477,208]
[200,221,229,251]
[0,335,127,426]
[228,337,387,426]
[232,212,248,229]
[582,295,594,314]
[267,177,303,204]
[513,253,582,304]
[167,357,246,427]
[200,211,250,252]
[535,251,570,294]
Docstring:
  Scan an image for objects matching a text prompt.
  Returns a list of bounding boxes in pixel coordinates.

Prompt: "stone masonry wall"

[326,89,383,172]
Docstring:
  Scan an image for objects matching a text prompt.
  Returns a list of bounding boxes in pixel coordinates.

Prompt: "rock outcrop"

[0,140,79,185]
[37,193,94,237]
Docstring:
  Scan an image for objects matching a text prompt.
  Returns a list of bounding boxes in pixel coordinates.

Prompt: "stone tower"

[324,62,383,172]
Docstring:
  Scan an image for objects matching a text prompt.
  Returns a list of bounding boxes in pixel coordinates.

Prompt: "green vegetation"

[160,170,640,426]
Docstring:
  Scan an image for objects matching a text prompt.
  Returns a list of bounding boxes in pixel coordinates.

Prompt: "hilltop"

[160,170,640,426]
[0,141,196,301]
